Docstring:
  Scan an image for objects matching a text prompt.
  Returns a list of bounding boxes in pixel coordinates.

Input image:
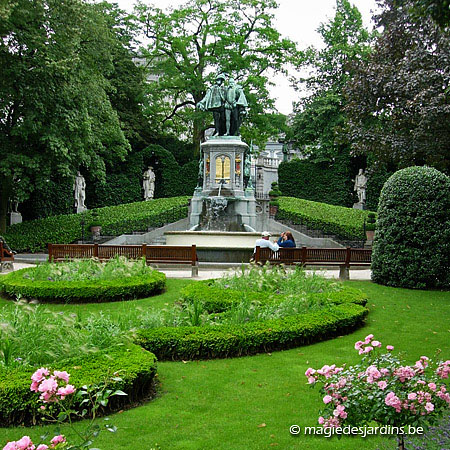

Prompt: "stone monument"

[143,166,155,200]
[74,171,87,213]
[8,197,22,225]
[353,168,367,209]
[191,74,256,231]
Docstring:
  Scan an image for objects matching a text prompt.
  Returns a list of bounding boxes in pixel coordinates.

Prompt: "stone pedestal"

[353,202,365,210]
[9,212,22,225]
[189,137,257,231]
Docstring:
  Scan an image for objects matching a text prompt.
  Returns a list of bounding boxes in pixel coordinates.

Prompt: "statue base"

[353,202,365,210]
[76,206,88,214]
[9,212,22,225]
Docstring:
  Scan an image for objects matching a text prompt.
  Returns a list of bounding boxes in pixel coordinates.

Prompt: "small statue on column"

[353,169,367,208]
[143,166,155,200]
[74,171,87,213]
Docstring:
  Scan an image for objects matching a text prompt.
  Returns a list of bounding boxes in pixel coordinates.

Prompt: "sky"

[112,0,380,114]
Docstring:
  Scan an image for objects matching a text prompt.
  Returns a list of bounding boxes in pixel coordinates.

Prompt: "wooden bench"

[48,243,199,277]
[254,246,371,280]
[0,241,14,272]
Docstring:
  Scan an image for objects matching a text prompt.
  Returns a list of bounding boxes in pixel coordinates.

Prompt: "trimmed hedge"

[0,268,166,303]
[277,196,374,240]
[278,155,353,207]
[372,166,450,289]
[135,303,368,360]
[4,196,190,253]
[0,344,157,427]
[180,281,368,313]
[136,282,368,360]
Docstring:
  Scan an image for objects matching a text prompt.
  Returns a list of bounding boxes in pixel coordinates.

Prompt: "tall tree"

[135,0,298,153]
[344,0,450,172]
[0,0,131,231]
[291,0,373,161]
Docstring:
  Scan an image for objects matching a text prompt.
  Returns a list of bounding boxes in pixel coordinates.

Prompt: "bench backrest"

[48,243,197,265]
[255,246,371,266]
[0,242,14,261]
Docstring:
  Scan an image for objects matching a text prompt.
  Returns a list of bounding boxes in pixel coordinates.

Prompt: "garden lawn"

[0,280,449,449]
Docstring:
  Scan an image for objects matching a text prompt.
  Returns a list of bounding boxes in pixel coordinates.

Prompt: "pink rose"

[323,395,333,404]
[386,345,394,351]
[428,383,436,391]
[408,392,417,400]
[318,416,325,425]
[53,371,70,383]
[425,402,434,413]
[50,435,65,447]
[372,340,381,347]
[354,341,364,350]
[378,381,387,390]
[16,436,34,450]
[37,446,49,450]
[364,334,374,344]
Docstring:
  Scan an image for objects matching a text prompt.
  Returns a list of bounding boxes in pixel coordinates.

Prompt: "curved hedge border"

[277,196,374,240]
[0,269,166,303]
[135,282,369,360]
[0,344,157,427]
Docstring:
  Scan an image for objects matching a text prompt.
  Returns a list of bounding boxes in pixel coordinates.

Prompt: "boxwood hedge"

[135,282,368,360]
[0,269,166,303]
[277,196,374,240]
[0,344,157,427]
[4,196,190,253]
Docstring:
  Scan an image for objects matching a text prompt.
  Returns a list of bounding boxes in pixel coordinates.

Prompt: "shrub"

[3,196,190,253]
[135,303,368,360]
[0,344,157,427]
[0,267,166,303]
[278,154,353,207]
[136,270,368,360]
[371,166,450,289]
[277,196,374,240]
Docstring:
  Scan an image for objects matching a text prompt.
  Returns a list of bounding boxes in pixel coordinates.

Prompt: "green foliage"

[3,196,190,252]
[135,302,368,360]
[276,196,373,240]
[135,0,299,149]
[0,344,157,426]
[0,266,166,303]
[0,0,133,231]
[135,267,368,360]
[278,155,353,206]
[344,0,450,173]
[372,166,450,289]
[365,212,376,231]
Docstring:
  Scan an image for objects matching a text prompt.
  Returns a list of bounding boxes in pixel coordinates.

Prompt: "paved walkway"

[3,259,372,281]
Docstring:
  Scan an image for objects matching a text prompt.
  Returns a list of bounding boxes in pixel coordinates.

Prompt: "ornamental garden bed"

[0,257,166,303]
[134,265,369,360]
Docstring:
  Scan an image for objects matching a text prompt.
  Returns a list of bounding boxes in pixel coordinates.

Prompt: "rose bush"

[306,335,450,449]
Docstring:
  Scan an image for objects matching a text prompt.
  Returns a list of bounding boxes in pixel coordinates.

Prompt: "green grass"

[0,280,449,449]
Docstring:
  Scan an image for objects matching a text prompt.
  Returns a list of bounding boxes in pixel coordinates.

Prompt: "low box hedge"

[180,281,368,312]
[0,269,166,303]
[277,196,375,240]
[134,303,368,360]
[3,196,190,253]
[0,344,157,427]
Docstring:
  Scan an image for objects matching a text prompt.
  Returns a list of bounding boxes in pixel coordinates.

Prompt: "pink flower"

[31,368,49,384]
[385,392,402,412]
[386,345,394,351]
[394,366,415,382]
[37,446,49,450]
[425,402,434,413]
[57,384,75,399]
[3,443,17,450]
[323,395,333,404]
[363,346,373,354]
[428,383,436,391]
[318,416,325,425]
[408,392,417,400]
[50,435,66,447]
[366,365,382,383]
[333,405,347,419]
[307,376,316,384]
[354,341,364,350]
[53,371,70,383]
[305,368,316,377]
[16,436,34,450]
[371,340,381,347]
[364,334,374,344]
[378,381,387,390]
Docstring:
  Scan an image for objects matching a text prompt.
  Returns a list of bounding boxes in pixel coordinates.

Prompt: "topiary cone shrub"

[371,166,450,289]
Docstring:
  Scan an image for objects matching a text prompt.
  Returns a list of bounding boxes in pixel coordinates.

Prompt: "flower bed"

[0,344,157,427]
[0,258,166,303]
[135,267,369,360]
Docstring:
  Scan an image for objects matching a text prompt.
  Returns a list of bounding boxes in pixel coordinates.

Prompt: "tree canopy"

[135,0,299,151]
[0,0,136,231]
[344,0,450,172]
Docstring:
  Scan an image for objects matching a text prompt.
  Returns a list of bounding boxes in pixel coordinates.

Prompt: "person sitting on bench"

[253,231,279,254]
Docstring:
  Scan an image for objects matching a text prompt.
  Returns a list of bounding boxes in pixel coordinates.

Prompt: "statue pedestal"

[189,137,257,231]
[353,202,365,210]
[76,206,88,214]
[9,212,22,225]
